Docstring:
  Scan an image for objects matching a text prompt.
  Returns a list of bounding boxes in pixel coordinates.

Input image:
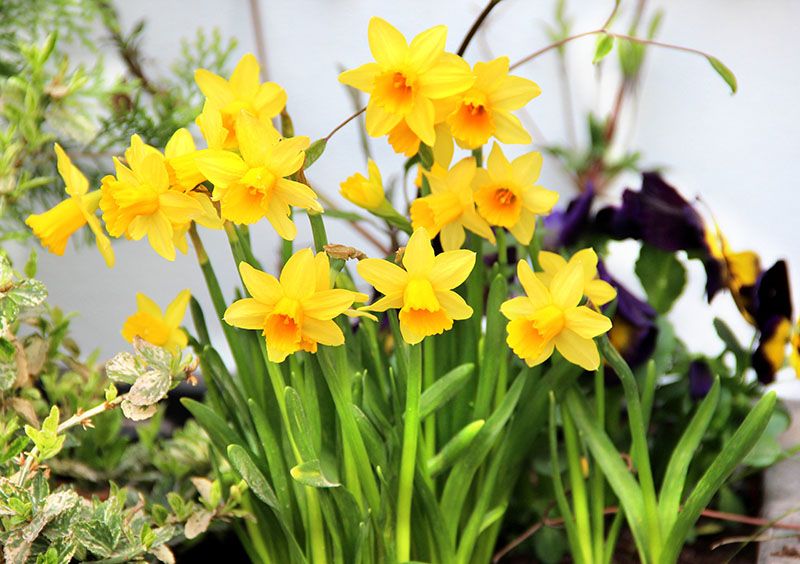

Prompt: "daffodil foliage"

[21,12,783,564]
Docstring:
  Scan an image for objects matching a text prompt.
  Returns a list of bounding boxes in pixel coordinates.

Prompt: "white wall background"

[28,0,800,391]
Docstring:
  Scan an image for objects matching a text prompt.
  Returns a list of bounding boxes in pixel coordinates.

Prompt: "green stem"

[496,228,507,268]
[563,407,593,564]
[591,366,606,563]
[397,343,423,562]
[423,339,436,460]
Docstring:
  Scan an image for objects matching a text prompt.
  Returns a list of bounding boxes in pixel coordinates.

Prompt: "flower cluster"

[27,19,614,371]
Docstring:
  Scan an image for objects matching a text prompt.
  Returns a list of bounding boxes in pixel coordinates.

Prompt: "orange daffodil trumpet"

[122,290,191,353]
[339,17,474,149]
[358,227,475,344]
[502,257,613,371]
[26,144,115,267]
[224,249,368,363]
[196,112,321,239]
[474,143,559,245]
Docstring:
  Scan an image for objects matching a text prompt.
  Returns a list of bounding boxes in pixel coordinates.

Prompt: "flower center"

[475,184,522,227]
[241,166,276,191]
[264,297,303,352]
[404,278,440,311]
[530,305,565,342]
[374,70,415,114]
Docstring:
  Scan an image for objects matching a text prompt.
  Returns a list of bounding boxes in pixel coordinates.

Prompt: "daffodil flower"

[195,112,321,239]
[339,17,474,148]
[447,56,541,149]
[537,249,617,307]
[100,136,205,261]
[410,157,494,251]
[195,53,286,149]
[340,159,387,211]
[122,290,191,352]
[473,143,559,245]
[26,144,115,267]
[358,227,475,344]
[224,249,368,363]
[501,259,612,370]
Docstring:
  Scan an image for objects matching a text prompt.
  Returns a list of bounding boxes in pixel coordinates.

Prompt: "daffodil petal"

[280,248,315,299]
[436,290,473,320]
[565,306,612,339]
[429,249,475,290]
[403,228,435,276]
[357,259,408,296]
[303,289,359,319]
[554,329,601,371]
[239,262,282,304]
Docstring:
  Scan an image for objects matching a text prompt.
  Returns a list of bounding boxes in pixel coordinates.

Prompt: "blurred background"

[23,0,800,391]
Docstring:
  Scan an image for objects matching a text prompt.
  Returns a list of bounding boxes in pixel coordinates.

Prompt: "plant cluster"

[8,0,800,563]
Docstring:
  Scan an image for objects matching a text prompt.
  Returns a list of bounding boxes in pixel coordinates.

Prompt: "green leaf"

[427,419,485,477]
[24,251,37,279]
[304,138,327,169]
[658,378,720,534]
[661,391,777,562]
[8,279,47,308]
[181,398,242,450]
[563,388,648,558]
[285,386,317,462]
[290,459,340,488]
[593,33,615,63]
[635,244,687,314]
[419,363,475,419]
[227,444,279,509]
[475,274,508,418]
[706,56,737,94]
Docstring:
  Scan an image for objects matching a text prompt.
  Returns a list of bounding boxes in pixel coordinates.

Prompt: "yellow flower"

[164,128,206,191]
[410,157,494,251]
[340,159,386,211]
[357,227,475,344]
[704,225,760,324]
[339,17,474,147]
[122,290,191,352]
[501,259,612,370]
[195,53,286,149]
[100,136,205,261]
[386,100,456,157]
[537,249,617,306]
[224,250,367,363]
[447,57,541,149]
[473,143,559,245]
[26,144,114,267]
[195,112,321,238]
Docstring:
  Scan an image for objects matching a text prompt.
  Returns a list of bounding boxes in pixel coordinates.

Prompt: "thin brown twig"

[492,506,800,562]
[510,29,719,71]
[457,0,503,56]
[324,107,366,143]
[247,0,270,81]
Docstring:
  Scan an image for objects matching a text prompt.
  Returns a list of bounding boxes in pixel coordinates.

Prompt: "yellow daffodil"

[194,53,286,149]
[537,249,617,307]
[501,259,612,370]
[358,227,475,344]
[224,250,367,362]
[100,136,205,261]
[195,112,321,238]
[122,290,191,352]
[473,143,558,245]
[26,144,114,267]
[447,57,541,149]
[340,159,386,211]
[164,128,206,191]
[410,157,494,251]
[196,101,228,150]
[339,17,474,148]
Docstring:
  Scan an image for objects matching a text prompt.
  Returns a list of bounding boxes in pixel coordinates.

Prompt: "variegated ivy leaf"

[0,256,13,287]
[133,336,171,371]
[105,352,140,385]
[184,508,213,540]
[120,400,158,422]
[127,369,171,407]
[7,279,47,309]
